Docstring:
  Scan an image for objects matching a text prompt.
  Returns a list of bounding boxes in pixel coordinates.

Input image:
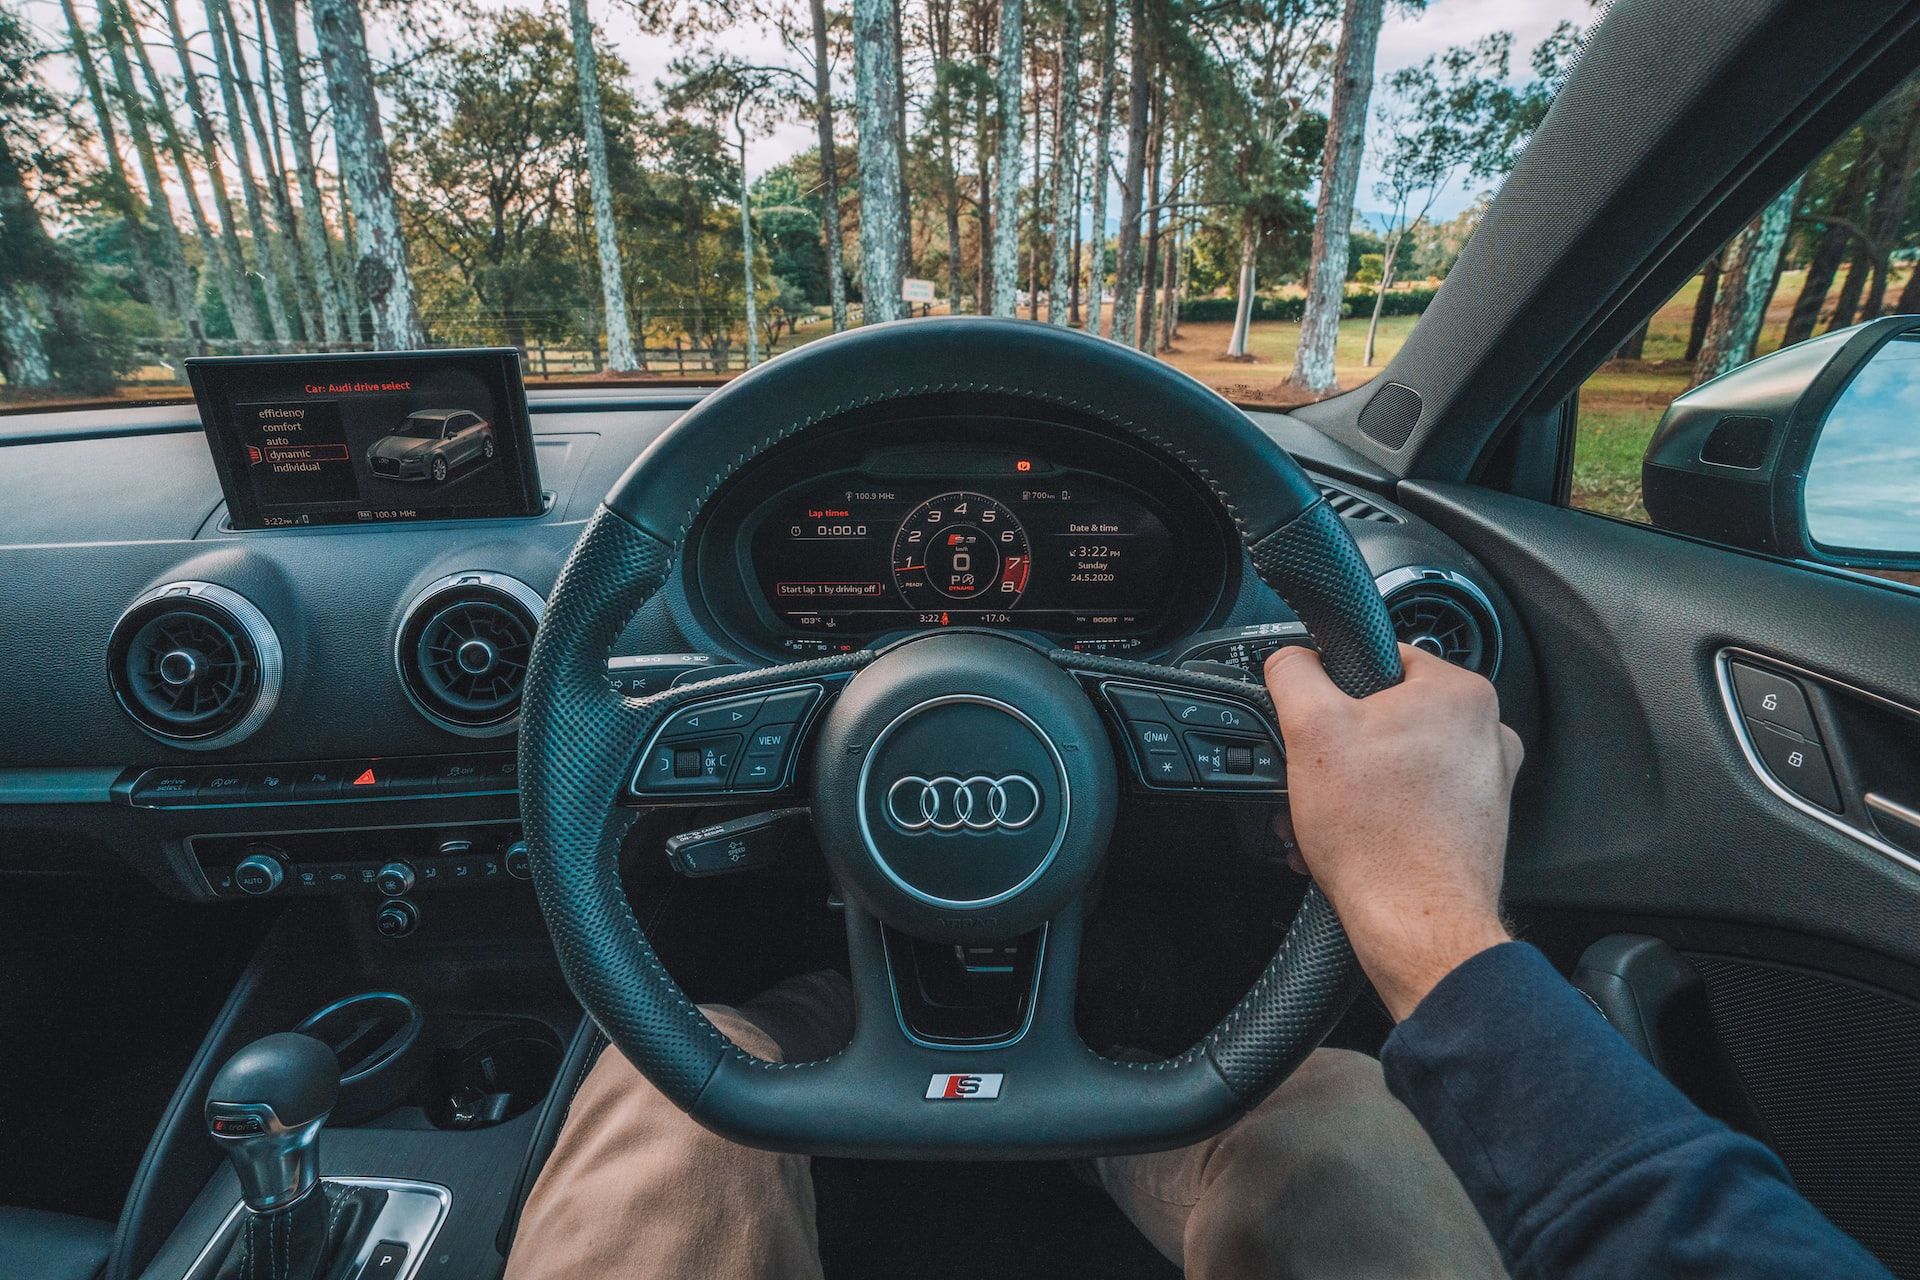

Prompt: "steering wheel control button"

[630,682,826,797]
[665,808,808,877]
[1729,663,1821,741]
[1747,719,1842,812]
[1163,695,1257,732]
[1097,681,1284,794]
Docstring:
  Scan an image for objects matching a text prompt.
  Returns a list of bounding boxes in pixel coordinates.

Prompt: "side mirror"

[1642,316,1920,573]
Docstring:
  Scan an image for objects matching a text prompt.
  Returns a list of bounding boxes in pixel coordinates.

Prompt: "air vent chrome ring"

[1375,566,1503,680]
[394,572,544,737]
[108,581,283,749]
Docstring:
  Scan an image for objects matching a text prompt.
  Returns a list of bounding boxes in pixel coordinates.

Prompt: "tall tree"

[213,0,316,341]
[989,0,1026,315]
[570,0,639,370]
[809,0,851,329]
[1046,0,1080,325]
[155,0,266,343]
[1692,178,1803,386]
[264,0,347,343]
[854,0,906,320]
[1108,0,1150,344]
[1286,0,1385,396]
[1082,0,1116,334]
[311,0,423,348]
[1783,135,1872,347]
[56,0,169,333]
[1361,34,1514,367]
[202,0,293,342]
[96,0,199,339]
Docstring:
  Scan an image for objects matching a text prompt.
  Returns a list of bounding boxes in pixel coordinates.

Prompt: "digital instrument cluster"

[693,421,1235,658]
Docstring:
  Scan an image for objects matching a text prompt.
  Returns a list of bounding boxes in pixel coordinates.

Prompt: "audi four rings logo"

[886,774,1041,832]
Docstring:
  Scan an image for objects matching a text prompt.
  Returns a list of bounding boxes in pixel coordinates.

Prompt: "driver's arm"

[1265,644,1892,1280]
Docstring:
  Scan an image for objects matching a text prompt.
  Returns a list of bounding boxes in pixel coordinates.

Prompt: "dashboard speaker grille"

[398,576,542,733]
[108,584,279,747]
[1356,382,1423,449]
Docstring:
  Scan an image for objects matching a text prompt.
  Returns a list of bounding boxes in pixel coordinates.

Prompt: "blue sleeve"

[1380,941,1891,1280]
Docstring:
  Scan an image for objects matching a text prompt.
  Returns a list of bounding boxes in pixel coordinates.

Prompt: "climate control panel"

[190,822,528,900]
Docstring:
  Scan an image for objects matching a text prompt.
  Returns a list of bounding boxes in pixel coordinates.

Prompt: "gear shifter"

[205,1032,338,1211]
[201,1033,392,1280]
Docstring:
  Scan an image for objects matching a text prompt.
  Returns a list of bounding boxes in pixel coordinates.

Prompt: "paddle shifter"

[205,1032,338,1211]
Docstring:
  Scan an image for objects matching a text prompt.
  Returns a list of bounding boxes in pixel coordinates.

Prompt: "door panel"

[1400,480,1920,1274]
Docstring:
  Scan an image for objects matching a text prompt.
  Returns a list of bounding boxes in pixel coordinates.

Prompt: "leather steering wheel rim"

[520,317,1402,1157]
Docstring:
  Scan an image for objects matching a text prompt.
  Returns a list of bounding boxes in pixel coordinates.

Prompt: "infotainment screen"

[187,349,542,529]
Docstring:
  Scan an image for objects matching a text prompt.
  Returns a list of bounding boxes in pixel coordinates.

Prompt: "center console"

[114,897,588,1280]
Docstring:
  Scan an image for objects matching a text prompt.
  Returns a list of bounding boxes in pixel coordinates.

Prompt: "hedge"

[1178,285,1440,325]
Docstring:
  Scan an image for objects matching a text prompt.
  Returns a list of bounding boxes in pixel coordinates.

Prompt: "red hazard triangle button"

[352,767,378,786]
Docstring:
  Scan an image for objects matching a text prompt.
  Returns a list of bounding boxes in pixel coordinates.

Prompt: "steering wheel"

[519,318,1402,1158]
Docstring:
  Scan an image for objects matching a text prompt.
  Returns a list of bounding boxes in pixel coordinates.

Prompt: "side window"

[1570,73,1920,587]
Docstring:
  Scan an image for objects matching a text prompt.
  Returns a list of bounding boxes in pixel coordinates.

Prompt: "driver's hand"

[1264,643,1522,1021]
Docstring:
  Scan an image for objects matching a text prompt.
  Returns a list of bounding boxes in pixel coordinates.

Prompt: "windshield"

[1,0,1587,412]
[395,414,448,438]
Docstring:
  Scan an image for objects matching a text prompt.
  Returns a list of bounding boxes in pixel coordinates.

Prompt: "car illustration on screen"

[365,409,495,483]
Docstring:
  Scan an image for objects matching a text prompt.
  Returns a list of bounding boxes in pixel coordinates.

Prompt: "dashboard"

[692,415,1236,660]
[0,388,1526,907]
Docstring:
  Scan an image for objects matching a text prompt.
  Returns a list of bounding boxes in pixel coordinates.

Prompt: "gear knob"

[206,1032,339,1211]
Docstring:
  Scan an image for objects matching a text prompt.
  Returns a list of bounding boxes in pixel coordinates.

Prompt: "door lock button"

[1747,719,1842,813]
[1730,663,1821,742]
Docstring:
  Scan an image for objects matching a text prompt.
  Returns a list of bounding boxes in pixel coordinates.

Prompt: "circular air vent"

[108,582,282,748]
[1376,567,1503,678]
[395,573,543,736]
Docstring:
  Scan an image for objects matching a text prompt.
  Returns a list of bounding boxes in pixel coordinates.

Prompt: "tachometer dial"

[891,491,1031,607]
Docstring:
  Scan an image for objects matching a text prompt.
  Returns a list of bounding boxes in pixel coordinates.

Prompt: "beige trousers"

[508,972,1502,1279]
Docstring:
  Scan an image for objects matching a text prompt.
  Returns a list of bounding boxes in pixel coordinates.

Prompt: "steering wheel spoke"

[1062,653,1290,799]
[621,657,869,805]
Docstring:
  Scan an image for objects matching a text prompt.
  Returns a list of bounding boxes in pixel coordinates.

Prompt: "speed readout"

[890,491,1032,605]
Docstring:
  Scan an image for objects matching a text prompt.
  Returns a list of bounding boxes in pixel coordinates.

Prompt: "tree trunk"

[811,0,851,330]
[57,0,167,334]
[157,0,265,344]
[311,0,423,348]
[218,0,316,342]
[1110,0,1150,345]
[204,0,292,343]
[1136,82,1160,353]
[265,0,347,344]
[125,0,241,338]
[854,0,906,321]
[1028,48,1045,320]
[1784,152,1873,346]
[0,285,52,388]
[1615,320,1649,360]
[1226,220,1257,357]
[1047,3,1080,325]
[1693,179,1802,386]
[990,0,1026,316]
[1362,226,1400,366]
[1157,217,1179,351]
[1830,251,1870,330]
[1684,254,1721,361]
[737,125,760,366]
[1896,259,1920,314]
[892,0,912,283]
[569,0,638,369]
[1084,0,1116,335]
[96,0,199,338]
[1286,0,1384,396]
